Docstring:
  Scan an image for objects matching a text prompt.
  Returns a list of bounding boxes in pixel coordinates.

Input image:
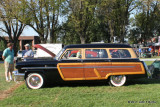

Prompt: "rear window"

[109,49,131,58]
[85,49,108,58]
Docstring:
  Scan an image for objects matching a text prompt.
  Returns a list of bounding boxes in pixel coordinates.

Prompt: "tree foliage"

[129,0,160,45]
[0,0,26,54]
[16,0,66,43]
[1,0,160,47]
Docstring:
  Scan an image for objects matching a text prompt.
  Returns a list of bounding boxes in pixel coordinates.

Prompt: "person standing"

[2,43,14,82]
[138,48,142,58]
[22,44,34,60]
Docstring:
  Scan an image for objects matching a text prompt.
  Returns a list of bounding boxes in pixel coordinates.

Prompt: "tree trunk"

[80,36,86,44]
[50,29,55,43]
[108,20,114,43]
[40,35,46,43]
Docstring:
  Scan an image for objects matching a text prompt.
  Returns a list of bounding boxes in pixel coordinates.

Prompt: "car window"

[85,49,108,58]
[61,49,82,60]
[109,49,131,58]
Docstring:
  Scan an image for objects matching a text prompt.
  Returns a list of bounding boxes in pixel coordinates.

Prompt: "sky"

[0,24,38,37]
[21,26,38,36]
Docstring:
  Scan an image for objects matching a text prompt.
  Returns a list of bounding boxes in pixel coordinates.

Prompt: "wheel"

[109,75,126,87]
[25,73,45,89]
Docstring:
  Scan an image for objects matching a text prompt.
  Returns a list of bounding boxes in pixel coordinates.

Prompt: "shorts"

[4,61,14,73]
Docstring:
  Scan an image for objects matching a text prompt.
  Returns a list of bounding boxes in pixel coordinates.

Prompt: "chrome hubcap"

[29,76,41,87]
[112,76,124,84]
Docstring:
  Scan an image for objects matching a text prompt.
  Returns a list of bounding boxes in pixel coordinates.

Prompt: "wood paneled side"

[57,63,84,80]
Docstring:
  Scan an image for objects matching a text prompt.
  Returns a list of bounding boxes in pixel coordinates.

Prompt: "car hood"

[16,59,58,69]
[33,44,56,57]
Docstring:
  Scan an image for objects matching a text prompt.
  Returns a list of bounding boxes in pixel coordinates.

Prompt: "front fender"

[24,70,45,79]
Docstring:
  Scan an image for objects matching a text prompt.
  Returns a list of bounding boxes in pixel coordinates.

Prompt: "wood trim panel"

[57,63,85,81]
[57,62,145,81]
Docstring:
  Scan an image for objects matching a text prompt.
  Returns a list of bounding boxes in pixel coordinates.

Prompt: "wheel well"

[24,70,45,79]
[108,75,128,79]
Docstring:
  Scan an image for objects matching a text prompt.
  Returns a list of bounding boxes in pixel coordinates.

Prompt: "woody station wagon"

[13,44,151,89]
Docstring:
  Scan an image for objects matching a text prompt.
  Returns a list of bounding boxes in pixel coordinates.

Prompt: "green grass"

[0,63,16,91]
[145,61,153,65]
[140,56,160,59]
[0,61,160,107]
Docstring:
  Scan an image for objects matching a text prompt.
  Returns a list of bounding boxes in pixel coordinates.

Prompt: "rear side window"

[85,49,108,58]
[109,49,131,58]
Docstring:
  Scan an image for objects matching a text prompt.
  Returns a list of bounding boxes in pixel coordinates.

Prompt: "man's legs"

[9,63,14,81]
[4,61,10,82]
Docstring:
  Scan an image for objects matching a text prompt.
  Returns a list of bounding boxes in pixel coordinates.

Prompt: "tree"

[0,39,7,51]
[0,0,26,54]
[129,0,159,45]
[17,0,66,43]
[95,0,138,43]
[66,0,97,44]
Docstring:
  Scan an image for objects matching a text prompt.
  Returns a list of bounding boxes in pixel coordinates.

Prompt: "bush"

[0,40,7,51]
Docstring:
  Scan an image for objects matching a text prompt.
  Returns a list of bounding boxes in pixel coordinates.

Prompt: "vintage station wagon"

[14,44,151,89]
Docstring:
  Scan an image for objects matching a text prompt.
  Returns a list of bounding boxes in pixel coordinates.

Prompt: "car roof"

[64,43,132,49]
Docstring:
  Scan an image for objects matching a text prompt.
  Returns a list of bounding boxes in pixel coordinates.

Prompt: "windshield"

[54,48,65,60]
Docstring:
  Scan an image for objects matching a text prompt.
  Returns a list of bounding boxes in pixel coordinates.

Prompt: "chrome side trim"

[60,66,135,69]
[22,67,57,69]
[101,71,112,72]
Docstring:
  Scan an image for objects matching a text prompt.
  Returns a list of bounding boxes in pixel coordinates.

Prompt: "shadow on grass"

[45,80,110,88]
[45,78,160,88]
[126,78,160,86]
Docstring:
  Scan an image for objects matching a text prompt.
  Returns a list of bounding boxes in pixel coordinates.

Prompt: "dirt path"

[0,82,24,100]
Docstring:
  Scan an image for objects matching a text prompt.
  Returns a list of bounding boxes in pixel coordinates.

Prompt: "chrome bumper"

[13,71,25,81]
[143,62,152,78]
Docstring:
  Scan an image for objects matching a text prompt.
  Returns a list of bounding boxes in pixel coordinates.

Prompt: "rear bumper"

[13,71,25,81]
[142,62,152,78]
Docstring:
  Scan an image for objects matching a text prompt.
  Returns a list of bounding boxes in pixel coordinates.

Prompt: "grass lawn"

[0,61,160,107]
[145,61,153,65]
[140,56,160,59]
[0,63,16,91]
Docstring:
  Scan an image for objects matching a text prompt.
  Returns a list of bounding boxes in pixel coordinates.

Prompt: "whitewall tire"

[109,75,126,87]
[26,73,45,89]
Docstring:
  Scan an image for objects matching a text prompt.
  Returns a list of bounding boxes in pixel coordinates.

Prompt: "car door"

[57,49,84,80]
[83,49,112,80]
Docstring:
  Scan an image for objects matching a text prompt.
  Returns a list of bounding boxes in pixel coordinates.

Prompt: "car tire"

[109,75,126,87]
[25,73,45,89]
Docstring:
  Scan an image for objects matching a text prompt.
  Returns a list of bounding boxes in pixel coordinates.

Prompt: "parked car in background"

[0,51,3,60]
[13,43,151,89]
[148,60,160,78]
[141,47,152,58]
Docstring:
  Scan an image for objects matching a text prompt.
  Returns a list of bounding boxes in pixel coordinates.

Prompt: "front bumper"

[13,71,25,81]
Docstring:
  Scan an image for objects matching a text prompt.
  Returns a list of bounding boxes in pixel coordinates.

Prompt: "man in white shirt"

[22,44,34,60]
